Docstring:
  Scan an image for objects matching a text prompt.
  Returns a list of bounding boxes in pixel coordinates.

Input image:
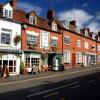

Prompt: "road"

[0,68,100,100]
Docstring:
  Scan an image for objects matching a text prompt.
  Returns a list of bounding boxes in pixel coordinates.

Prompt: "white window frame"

[3,9,13,18]
[52,23,57,31]
[77,40,81,47]
[0,28,11,45]
[64,36,70,45]
[84,42,88,49]
[64,50,71,63]
[98,46,100,51]
[29,16,36,25]
[27,34,38,46]
[76,52,82,63]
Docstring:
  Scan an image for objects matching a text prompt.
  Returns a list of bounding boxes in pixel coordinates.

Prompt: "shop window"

[91,55,96,64]
[76,53,82,63]
[64,51,70,63]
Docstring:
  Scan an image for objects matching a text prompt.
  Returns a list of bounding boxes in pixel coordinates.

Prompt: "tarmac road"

[0,68,100,100]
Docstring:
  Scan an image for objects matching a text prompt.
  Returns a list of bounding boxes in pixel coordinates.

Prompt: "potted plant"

[14,35,21,46]
[20,62,26,74]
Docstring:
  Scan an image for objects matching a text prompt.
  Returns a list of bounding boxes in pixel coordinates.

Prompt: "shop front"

[48,53,63,71]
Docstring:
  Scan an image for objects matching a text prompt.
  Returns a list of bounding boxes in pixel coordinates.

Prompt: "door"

[72,53,76,67]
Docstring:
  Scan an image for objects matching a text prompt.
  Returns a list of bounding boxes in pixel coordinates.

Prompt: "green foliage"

[20,62,25,71]
[14,35,21,45]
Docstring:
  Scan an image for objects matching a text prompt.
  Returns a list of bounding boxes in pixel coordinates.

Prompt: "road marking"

[87,80,95,83]
[27,82,78,98]
[43,92,58,98]
[0,67,99,86]
[70,85,81,89]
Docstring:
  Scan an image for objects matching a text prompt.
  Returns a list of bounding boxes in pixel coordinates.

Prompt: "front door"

[72,53,76,67]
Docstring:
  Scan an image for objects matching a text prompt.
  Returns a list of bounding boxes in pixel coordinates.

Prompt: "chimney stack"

[10,0,17,9]
[47,8,55,20]
[70,20,76,26]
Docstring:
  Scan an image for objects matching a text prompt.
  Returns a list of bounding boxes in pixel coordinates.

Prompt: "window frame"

[77,40,81,47]
[64,36,70,45]
[27,34,38,46]
[64,51,71,63]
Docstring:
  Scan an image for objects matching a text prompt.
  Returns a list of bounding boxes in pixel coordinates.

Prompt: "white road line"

[70,85,81,89]
[87,80,95,83]
[43,92,58,98]
[27,82,78,98]
[0,67,99,86]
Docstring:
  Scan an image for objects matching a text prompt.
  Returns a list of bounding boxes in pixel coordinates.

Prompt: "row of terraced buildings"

[0,0,100,75]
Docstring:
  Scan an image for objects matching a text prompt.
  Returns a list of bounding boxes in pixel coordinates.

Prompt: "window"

[64,51,70,63]
[77,40,81,47]
[52,23,57,31]
[51,39,57,47]
[84,42,88,49]
[29,16,36,25]
[85,29,88,37]
[25,55,40,67]
[27,34,38,46]
[97,55,100,62]
[64,36,70,45]
[98,46,100,51]
[3,9,12,18]
[76,53,82,63]
[90,55,96,64]
[1,29,11,45]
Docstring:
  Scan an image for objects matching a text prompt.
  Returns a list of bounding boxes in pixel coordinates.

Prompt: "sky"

[0,0,100,33]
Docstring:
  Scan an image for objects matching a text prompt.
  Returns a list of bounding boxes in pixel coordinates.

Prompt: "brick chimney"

[10,0,17,9]
[70,20,76,26]
[47,8,55,20]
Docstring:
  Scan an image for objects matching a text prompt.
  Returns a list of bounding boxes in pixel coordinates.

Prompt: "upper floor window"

[1,29,11,45]
[85,29,89,37]
[3,9,12,18]
[52,23,57,31]
[29,16,36,25]
[64,36,70,45]
[77,40,81,47]
[51,39,57,47]
[27,34,38,46]
[84,42,88,49]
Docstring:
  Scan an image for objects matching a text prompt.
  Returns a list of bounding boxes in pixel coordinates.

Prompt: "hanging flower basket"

[14,35,21,45]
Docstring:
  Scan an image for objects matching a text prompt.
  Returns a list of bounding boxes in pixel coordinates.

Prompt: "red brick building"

[0,0,99,73]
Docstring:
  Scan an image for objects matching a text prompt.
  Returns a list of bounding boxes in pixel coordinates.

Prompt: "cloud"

[58,9,100,33]
[17,1,42,15]
[58,9,93,27]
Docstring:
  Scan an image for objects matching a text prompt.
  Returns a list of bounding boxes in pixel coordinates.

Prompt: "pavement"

[0,65,100,84]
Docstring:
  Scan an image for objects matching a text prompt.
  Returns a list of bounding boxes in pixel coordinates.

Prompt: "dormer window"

[3,9,12,18]
[85,29,89,37]
[52,22,57,31]
[3,3,13,18]
[29,16,36,25]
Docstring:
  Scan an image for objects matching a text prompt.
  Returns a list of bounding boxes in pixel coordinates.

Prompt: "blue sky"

[0,0,100,33]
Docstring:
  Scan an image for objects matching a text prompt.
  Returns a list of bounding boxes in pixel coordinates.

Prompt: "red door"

[72,53,76,67]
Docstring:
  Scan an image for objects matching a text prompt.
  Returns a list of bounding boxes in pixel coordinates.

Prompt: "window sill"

[64,43,70,46]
